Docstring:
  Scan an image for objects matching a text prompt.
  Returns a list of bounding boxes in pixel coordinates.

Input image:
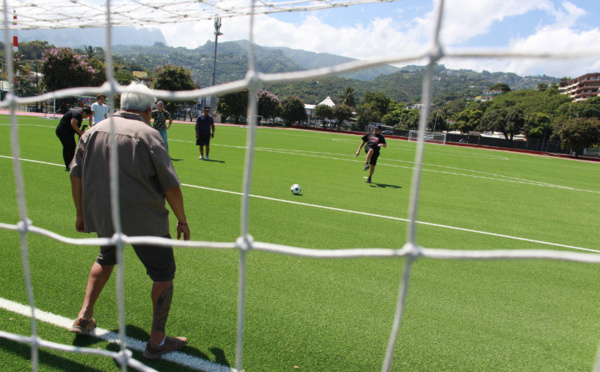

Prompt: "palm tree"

[84,46,96,60]
[339,87,357,108]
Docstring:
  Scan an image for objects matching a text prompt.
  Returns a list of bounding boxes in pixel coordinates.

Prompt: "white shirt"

[91,102,109,126]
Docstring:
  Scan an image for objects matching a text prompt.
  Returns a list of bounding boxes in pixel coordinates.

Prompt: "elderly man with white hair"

[69,82,190,359]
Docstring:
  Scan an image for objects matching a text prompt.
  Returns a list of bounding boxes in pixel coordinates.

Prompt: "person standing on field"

[69,82,190,360]
[152,101,173,153]
[195,106,215,160]
[355,125,386,184]
[90,94,109,126]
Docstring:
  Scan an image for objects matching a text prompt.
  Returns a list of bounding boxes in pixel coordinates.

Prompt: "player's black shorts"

[196,135,211,146]
[97,234,176,282]
[365,146,380,165]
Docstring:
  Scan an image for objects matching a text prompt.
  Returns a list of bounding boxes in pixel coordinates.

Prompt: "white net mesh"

[3,0,600,371]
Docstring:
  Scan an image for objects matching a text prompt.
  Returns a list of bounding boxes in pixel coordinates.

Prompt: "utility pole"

[210,17,223,116]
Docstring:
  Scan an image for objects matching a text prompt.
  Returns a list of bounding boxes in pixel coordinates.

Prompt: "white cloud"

[159,0,600,77]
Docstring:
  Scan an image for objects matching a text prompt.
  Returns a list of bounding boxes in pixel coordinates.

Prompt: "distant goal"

[408,130,446,145]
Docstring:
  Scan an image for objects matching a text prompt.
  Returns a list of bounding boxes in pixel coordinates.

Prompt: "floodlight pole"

[210,17,223,116]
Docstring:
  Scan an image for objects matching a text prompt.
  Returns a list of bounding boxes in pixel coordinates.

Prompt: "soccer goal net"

[2,1,600,372]
[407,129,446,145]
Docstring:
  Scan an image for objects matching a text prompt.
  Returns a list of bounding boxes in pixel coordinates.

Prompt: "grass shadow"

[369,183,402,189]
[1,338,105,372]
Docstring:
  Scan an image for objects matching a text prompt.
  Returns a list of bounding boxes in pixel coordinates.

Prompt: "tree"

[257,90,281,124]
[83,46,97,60]
[314,104,333,122]
[558,118,600,157]
[19,40,53,60]
[488,83,511,92]
[523,112,551,140]
[339,87,357,108]
[360,91,391,117]
[537,83,548,92]
[453,109,482,133]
[478,107,525,141]
[41,47,99,111]
[152,64,197,114]
[332,104,353,128]
[280,95,307,126]
[216,90,248,124]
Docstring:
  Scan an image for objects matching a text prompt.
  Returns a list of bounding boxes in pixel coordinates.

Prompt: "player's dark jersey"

[362,133,386,152]
[56,110,84,136]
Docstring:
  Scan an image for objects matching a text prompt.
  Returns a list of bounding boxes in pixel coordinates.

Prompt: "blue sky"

[159,0,600,78]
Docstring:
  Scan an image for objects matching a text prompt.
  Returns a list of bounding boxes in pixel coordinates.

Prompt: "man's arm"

[167,112,173,129]
[70,175,86,232]
[164,186,190,240]
[89,112,94,126]
[355,141,366,157]
[71,118,84,135]
[211,120,215,138]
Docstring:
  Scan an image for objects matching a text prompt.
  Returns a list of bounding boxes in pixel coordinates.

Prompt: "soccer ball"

[290,184,301,195]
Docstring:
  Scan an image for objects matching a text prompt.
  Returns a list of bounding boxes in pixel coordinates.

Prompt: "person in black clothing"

[355,125,386,183]
[55,107,92,171]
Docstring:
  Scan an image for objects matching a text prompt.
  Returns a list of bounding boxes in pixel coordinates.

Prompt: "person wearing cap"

[355,125,386,184]
[152,101,173,153]
[90,94,109,127]
[195,106,215,160]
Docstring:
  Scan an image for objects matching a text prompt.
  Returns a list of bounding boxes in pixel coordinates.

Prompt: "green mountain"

[107,41,560,105]
[263,45,400,81]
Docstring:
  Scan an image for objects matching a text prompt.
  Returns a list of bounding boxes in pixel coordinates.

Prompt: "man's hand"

[196,133,199,138]
[355,151,360,157]
[176,222,190,240]
[75,215,86,233]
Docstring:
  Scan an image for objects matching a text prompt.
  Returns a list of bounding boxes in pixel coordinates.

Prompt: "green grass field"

[2,115,600,371]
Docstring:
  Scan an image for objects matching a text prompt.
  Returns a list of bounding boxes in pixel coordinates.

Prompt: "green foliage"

[41,47,99,111]
[19,40,54,60]
[314,104,333,120]
[558,118,600,157]
[41,47,97,92]
[453,109,482,133]
[488,83,511,92]
[338,87,357,108]
[523,113,551,140]
[152,64,197,113]
[332,104,353,126]
[216,90,248,124]
[257,90,281,123]
[478,106,525,140]
[280,95,307,126]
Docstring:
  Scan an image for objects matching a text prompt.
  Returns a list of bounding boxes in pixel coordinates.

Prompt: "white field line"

[1,154,599,252]
[181,183,600,253]
[174,141,600,193]
[0,298,237,372]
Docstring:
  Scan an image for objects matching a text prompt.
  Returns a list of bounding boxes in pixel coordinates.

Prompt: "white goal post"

[407,130,446,145]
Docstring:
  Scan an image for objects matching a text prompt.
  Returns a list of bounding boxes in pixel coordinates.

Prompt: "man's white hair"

[120,82,154,112]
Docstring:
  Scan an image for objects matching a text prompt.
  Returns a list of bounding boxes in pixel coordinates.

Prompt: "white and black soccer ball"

[290,184,302,195]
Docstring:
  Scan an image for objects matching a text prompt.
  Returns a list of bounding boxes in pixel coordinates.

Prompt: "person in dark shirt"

[195,106,215,160]
[55,107,92,171]
[355,125,386,184]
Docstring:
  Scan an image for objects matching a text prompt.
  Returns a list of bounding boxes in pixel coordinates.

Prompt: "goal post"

[407,130,446,145]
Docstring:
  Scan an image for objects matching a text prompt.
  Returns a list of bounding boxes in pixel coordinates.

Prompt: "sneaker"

[198,155,203,160]
[143,336,188,359]
[205,156,210,160]
[363,163,370,171]
[69,318,96,335]
[366,178,372,184]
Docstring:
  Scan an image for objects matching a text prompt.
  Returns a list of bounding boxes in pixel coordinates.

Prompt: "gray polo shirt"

[70,111,180,237]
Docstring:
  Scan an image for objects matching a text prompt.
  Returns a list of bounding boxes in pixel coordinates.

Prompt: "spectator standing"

[152,101,173,153]
[90,94,109,126]
[195,106,215,160]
